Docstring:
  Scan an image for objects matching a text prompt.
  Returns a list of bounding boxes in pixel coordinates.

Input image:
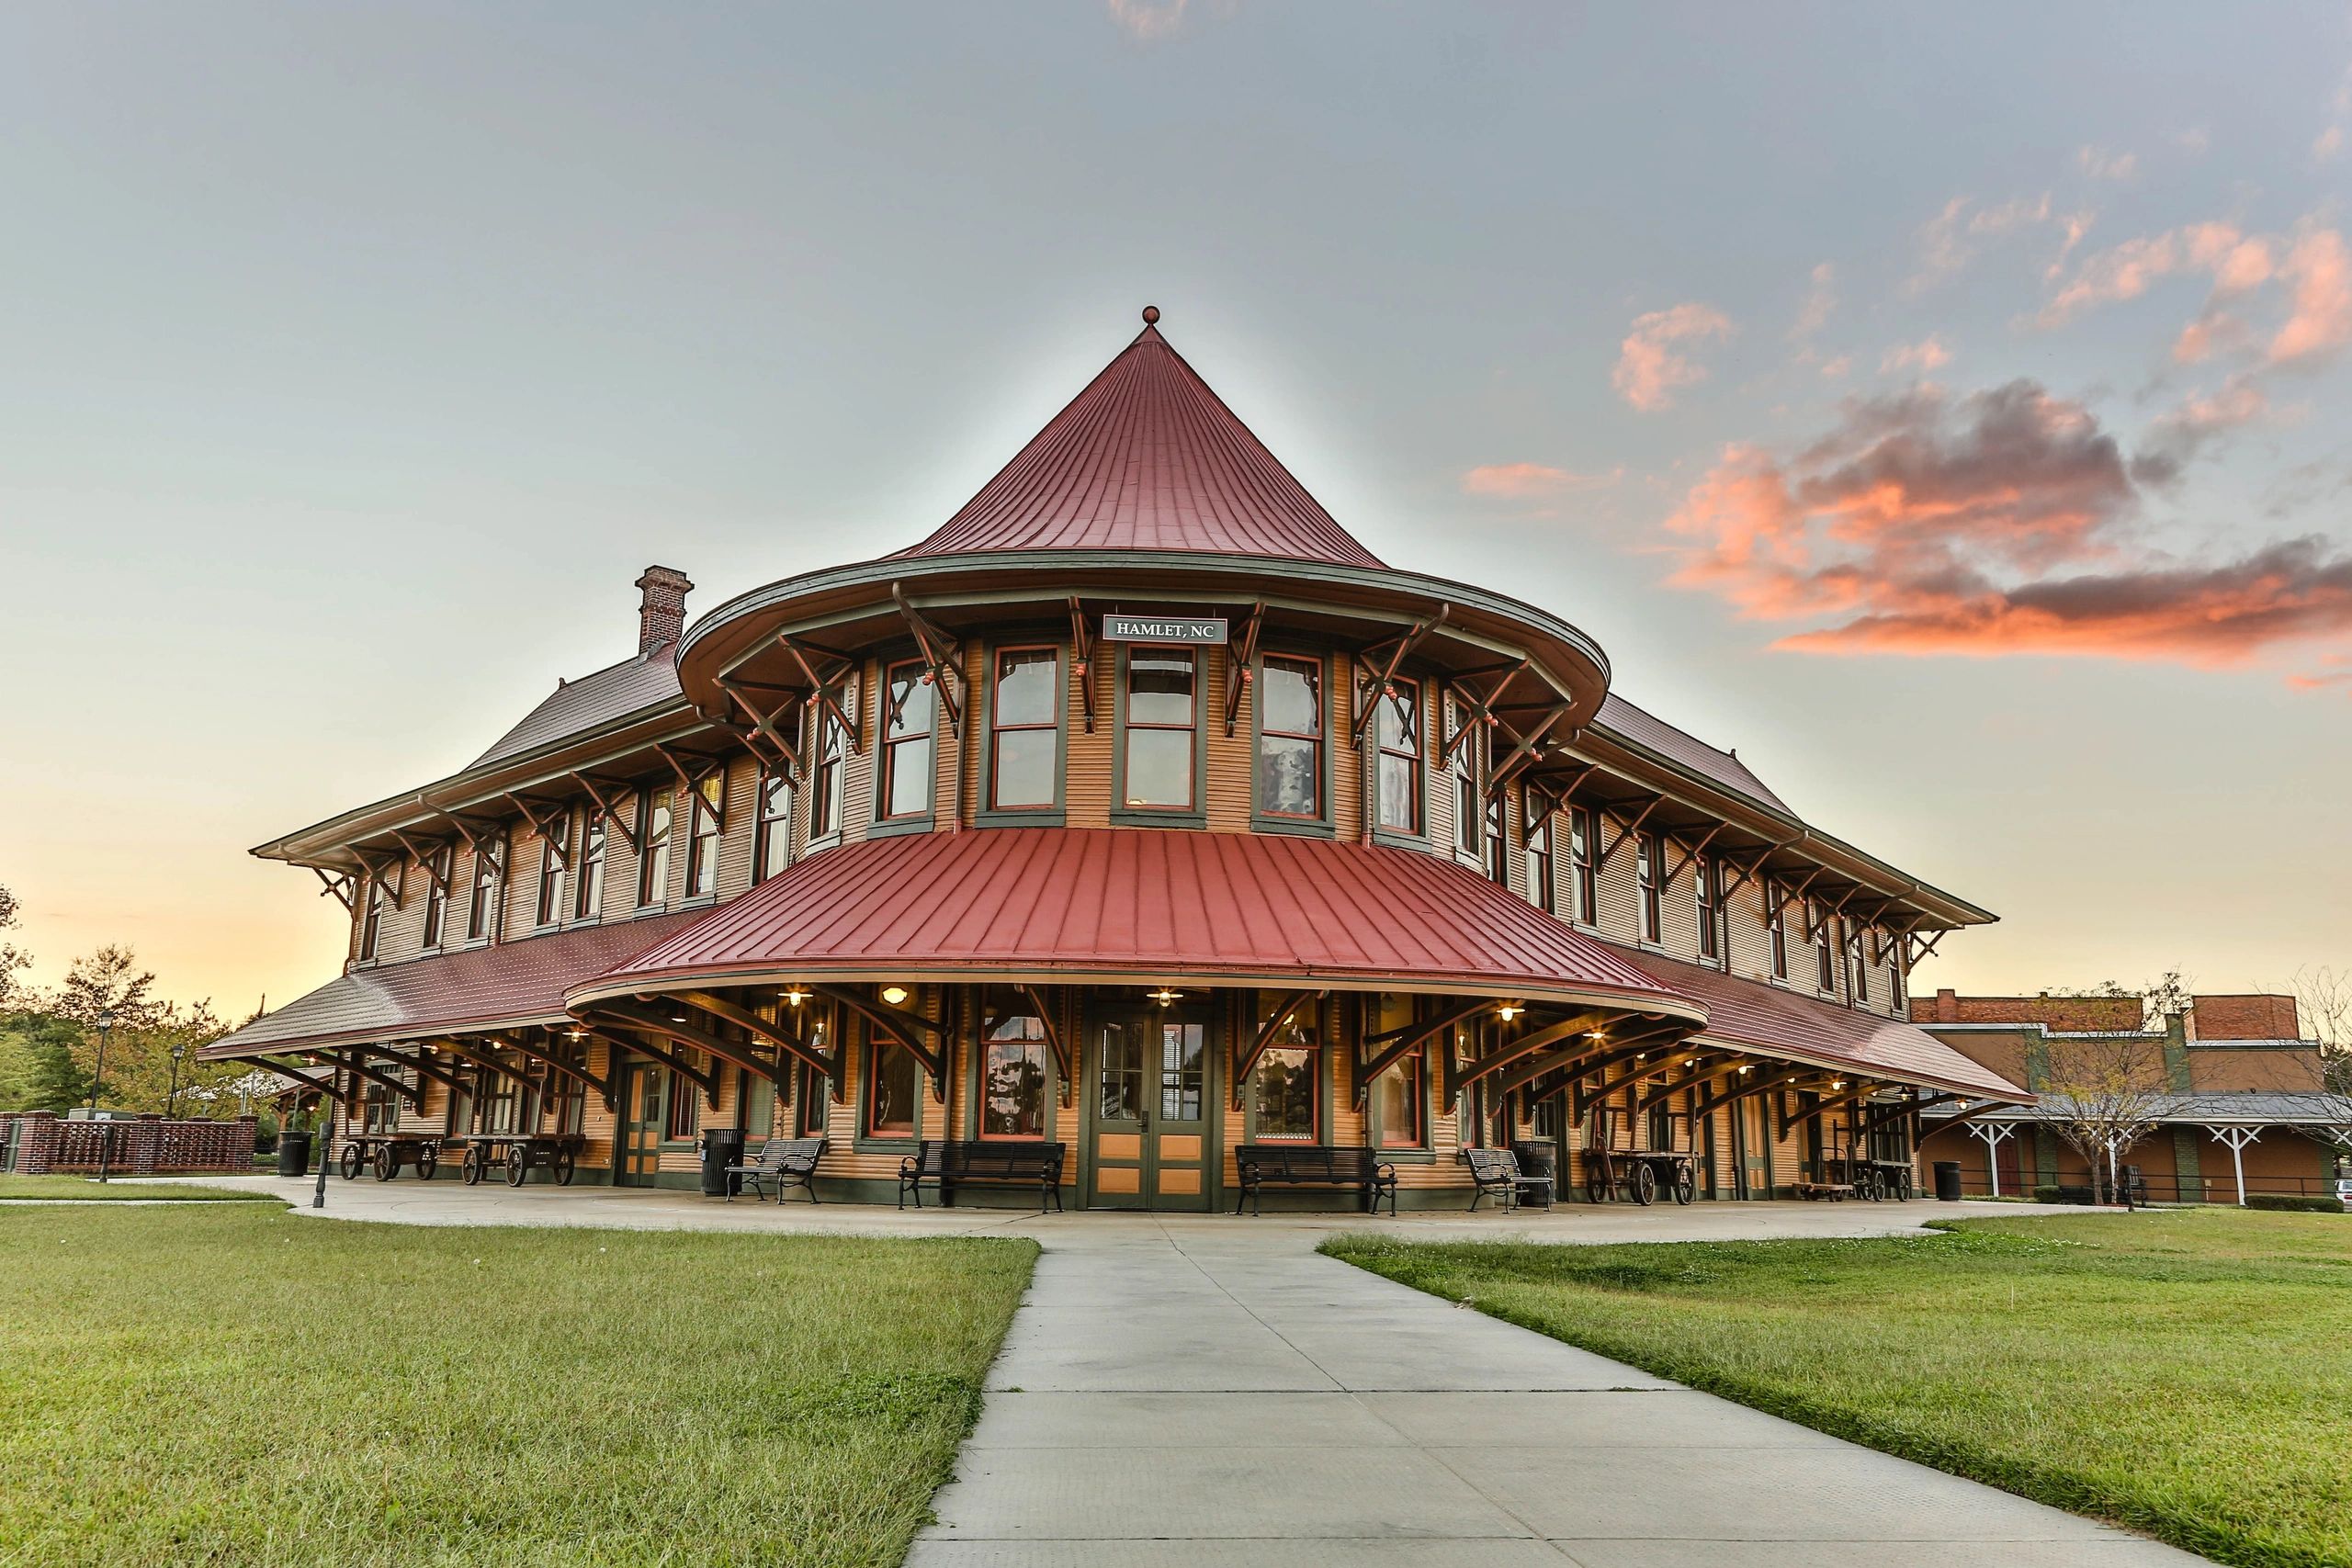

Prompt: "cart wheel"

[1586,1175,1610,1203]
[373,1145,397,1181]
[1672,1165,1697,1206]
[462,1145,486,1185]
[416,1146,438,1181]
[338,1142,364,1180]
[1860,1170,1882,1202]
[552,1148,576,1186]
[505,1148,529,1187]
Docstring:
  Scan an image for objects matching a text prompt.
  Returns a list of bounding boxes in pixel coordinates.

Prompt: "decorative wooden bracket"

[1014,985,1073,1106]
[1230,989,1323,1111]
[312,867,356,914]
[1596,796,1663,866]
[1441,657,1529,766]
[891,582,967,739]
[1350,606,1450,743]
[1714,847,1774,904]
[353,852,407,909]
[815,985,945,1098]
[1353,998,1488,1110]
[1487,702,1572,798]
[421,1038,534,1093]
[390,831,454,896]
[494,1031,617,1112]
[1221,602,1265,739]
[1629,1052,1739,1120]
[579,1021,721,1108]
[1694,1063,1809,1121]
[334,1050,426,1111]
[674,990,837,1081]
[776,634,861,755]
[1778,1081,1878,1141]
[1658,823,1724,890]
[1069,598,1098,733]
[719,681,807,779]
[1859,1090,1962,1138]
[1901,929,1948,973]
[503,793,573,863]
[592,999,787,1094]
[1769,867,1824,922]
[260,1057,349,1100]
[568,773,639,852]
[1443,1012,1600,1105]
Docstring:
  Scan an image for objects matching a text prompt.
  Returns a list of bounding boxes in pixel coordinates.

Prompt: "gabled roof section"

[1594,693,1791,815]
[896,314,1385,568]
[469,646,684,770]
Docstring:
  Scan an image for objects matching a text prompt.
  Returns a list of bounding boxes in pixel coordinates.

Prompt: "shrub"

[2032,1186,2064,1203]
[2244,1193,2346,1214]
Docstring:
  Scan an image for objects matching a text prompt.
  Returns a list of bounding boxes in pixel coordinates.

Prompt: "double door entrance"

[616,1061,665,1186]
[1084,1006,1216,1211]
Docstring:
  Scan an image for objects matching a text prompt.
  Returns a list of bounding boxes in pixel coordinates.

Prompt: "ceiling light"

[1148,987,1182,1007]
[881,986,910,1006]
[784,987,808,1009]
[1498,1003,1522,1022]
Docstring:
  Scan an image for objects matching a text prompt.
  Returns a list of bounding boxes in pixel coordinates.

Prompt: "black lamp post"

[87,1008,117,1111]
[166,1043,187,1120]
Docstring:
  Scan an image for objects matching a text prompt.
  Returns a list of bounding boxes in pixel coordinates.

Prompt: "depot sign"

[1102,614,1228,645]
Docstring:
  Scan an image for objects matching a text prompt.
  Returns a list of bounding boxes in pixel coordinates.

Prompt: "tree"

[2048,969,2192,1030]
[0,882,30,1012]
[2041,1028,2172,1206]
[2290,967,2352,1168]
[0,1013,90,1111]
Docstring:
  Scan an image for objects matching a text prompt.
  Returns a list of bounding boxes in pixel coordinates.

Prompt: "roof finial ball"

[1141,305,1160,324]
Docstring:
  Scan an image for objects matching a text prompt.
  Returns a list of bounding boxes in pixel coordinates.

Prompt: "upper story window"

[754,769,793,884]
[1483,792,1506,885]
[575,813,606,920]
[421,844,452,949]
[1695,853,1720,960]
[638,790,673,908]
[1452,710,1481,860]
[1767,880,1789,979]
[535,812,570,928]
[1568,805,1597,922]
[358,874,388,960]
[879,660,935,821]
[465,836,503,942]
[1256,655,1323,820]
[1123,647,1197,811]
[1636,831,1662,942]
[809,704,847,840]
[1812,901,1836,991]
[1891,947,1907,1010]
[684,773,722,898]
[989,646,1060,812]
[1848,922,1870,1003]
[1523,795,1554,914]
[1374,682,1421,836]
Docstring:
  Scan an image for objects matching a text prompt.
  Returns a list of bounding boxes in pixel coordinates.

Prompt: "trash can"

[699,1128,746,1197]
[277,1130,312,1179]
[1932,1160,1962,1201]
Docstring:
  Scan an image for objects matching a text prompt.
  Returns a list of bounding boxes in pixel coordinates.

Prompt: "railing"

[1951,1170,2342,1203]
[0,1113,259,1177]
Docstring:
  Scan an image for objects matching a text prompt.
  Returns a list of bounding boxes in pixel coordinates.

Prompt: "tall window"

[866,1033,920,1139]
[796,1008,834,1137]
[421,845,452,948]
[535,812,570,927]
[1891,949,1907,1010]
[754,770,793,883]
[1256,655,1322,819]
[989,647,1059,811]
[808,704,847,840]
[466,837,503,942]
[638,791,673,908]
[978,988,1049,1139]
[1123,647,1196,810]
[1768,881,1789,979]
[1636,831,1662,942]
[1483,791,1506,884]
[575,813,606,919]
[1373,995,1426,1149]
[1453,709,1481,859]
[685,773,722,897]
[1696,853,1720,960]
[1848,923,1870,1004]
[1569,806,1597,922]
[1523,798,1554,914]
[1374,682,1420,834]
[879,660,935,820]
[666,1064,700,1141]
[358,874,388,960]
[1813,901,1836,991]
[1250,992,1318,1140]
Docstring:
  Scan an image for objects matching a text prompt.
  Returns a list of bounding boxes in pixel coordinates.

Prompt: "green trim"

[1248,648,1337,838]
[1109,642,1208,830]
[1239,991,1332,1145]
[1367,674,1432,852]
[868,649,941,835]
[964,989,1060,1142]
[975,638,1069,829]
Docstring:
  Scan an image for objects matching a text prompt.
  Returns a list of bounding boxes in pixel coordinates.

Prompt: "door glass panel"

[1159,1021,1204,1122]
[1098,1022,1145,1122]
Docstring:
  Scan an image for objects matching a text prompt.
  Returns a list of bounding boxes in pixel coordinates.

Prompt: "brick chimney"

[634,565,693,656]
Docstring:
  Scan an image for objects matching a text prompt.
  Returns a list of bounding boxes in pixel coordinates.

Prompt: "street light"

[166,1043,188,1120]
[88,1008,118,1111]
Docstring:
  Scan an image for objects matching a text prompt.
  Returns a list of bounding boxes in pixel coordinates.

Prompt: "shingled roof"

[468,647,684,770]
[896,312,1385,568]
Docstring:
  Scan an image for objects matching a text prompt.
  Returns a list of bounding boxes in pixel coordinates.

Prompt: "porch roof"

[199,912,706,1061]
[571,826,1706,1021]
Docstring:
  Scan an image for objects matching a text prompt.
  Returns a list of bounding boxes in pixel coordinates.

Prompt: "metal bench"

[898,1139,1065,1212]
[726,1136,826,1203]
[1232,1144,1398,1215]
[1462,1146,1554,1212]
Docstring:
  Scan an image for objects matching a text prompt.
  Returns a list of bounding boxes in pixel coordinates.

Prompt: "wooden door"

[1736,1096,1773,1199]
[616,1062,663,1186]
[1085,1008,1216,1210]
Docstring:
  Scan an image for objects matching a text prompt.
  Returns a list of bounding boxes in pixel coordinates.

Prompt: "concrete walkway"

[160,1179,2205,1564]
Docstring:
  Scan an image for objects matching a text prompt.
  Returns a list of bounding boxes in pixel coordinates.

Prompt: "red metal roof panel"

[201,912,707,1059]
[578,827,1699,1017]
[896,324,1386,569]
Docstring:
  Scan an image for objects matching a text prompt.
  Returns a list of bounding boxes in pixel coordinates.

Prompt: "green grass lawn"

[1328,1209,2351,1568]
[0,1203,1035,1567]
[0,1174,283,1201]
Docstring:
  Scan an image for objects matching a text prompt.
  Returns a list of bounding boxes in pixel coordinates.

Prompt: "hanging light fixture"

[1497,1002,1522,1022]
[784,987,809,1009]
[1148,987,1182,1008]
[880,986,910,1006]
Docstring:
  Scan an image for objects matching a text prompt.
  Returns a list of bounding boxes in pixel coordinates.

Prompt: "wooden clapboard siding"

[1066,640,1113,828]
[1203,644,1255,831]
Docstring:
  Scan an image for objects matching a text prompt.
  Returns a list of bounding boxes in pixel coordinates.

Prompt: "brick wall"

[1909,988,2143,1032]
[0,1113,257,1176]
[2187,993,2301,1041]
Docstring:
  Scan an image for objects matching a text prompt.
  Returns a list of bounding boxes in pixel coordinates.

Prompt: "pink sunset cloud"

[1461,462,1620,500]
[1612,302,1734,412]
[1880,336,1952,375]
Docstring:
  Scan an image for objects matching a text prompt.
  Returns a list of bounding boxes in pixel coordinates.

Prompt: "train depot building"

[206,311,2027,1210]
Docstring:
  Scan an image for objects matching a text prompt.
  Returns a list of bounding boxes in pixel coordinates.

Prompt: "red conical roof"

[897,314,1385,568]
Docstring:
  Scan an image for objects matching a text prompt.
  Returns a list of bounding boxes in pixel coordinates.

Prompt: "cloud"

[2268,228,2352,364]
[2318,125,2346,161]
[2130,375,2268,484]
[1818,354,1853,379]
[1909,193,2057,291]
[1655,379,2352,679]
[2177,127,2211,155]
[1461,462,1621,501]
[2039,220,2275,327]
[1790,263,1836,339]
[1612,303,1734,412]
[1880,337,1953,375]
[2077,146,2138,180]
[1106,0,1187,39]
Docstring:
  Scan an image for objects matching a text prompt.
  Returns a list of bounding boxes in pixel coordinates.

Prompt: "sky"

[2,2,2348,1017]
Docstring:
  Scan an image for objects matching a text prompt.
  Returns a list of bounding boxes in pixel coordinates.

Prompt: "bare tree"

[2041,1029,2173,1205]
[2291,968,2352,1166]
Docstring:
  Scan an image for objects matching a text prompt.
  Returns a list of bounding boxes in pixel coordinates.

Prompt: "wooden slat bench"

[1232,1144,1398,1216]
[1462,1147,1553,1212]
[898,1140,1066,1213]
[725,1136,826,1204]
